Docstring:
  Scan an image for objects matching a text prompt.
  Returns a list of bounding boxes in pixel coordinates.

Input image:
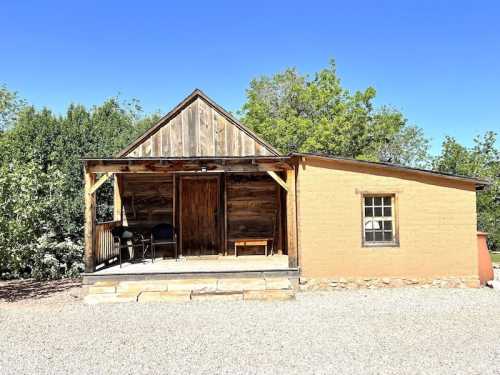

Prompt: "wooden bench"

[232,238,274,257]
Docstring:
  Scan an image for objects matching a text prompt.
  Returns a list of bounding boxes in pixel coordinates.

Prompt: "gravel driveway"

[1,288,499,374]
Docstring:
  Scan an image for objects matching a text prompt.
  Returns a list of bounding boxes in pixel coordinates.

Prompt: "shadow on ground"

[0,278,82,303]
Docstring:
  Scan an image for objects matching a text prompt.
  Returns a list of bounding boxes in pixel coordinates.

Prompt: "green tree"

[0,94,158,278]
[240,60,430,167]
[0,84,26,132]
[433,132,500,250]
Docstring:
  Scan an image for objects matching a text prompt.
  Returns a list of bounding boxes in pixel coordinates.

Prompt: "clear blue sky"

[1,0,499,153]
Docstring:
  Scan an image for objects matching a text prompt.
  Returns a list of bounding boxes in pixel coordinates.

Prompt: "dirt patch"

[0,278,83,305]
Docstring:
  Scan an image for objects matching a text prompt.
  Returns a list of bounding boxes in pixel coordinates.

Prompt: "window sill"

[362,242,399,248]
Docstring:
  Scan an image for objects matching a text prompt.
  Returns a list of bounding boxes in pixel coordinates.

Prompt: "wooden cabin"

[82,89,487,289]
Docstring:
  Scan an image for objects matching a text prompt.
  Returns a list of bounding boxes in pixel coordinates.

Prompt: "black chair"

[151,223,177,261]
[111,226,144,268]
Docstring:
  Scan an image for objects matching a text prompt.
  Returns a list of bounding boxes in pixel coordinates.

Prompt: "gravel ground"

[1,288,499,375]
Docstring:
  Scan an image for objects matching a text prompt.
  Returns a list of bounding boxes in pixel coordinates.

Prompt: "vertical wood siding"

[124,97,274,158]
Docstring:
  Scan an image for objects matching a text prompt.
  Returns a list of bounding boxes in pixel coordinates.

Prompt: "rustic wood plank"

[207,103,215,156]
[199,100,214,156]
[152,132,160,156]
[84,170,96,272]
[168,123,173,157]
[161,126,170,156]
[276,184,283,254]
[286,169,298,268]
[172,173,176,234]
[215,114,227,156]
[171,116,183,156]
[244,136,253,156]
[88,162,290,174]
[224,174,228,255]
[187,101,198,156]
[113,175,122,222]
[122,174,174,227]
[182,106,189,156]
[267,171,288,191]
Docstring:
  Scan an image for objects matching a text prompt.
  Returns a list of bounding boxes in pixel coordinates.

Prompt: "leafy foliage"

[0,84,26,132]
[240,60,430,168]
[433,132,500,250]
[0,86,158,279]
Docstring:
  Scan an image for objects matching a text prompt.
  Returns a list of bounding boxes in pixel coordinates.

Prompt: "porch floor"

[93,255,290,275]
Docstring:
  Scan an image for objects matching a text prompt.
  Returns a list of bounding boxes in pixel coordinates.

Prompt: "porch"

[82,156,299,282]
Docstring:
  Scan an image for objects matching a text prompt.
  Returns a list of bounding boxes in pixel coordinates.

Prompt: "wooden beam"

[89,172,113,194]
[286,168,298,268]
[267,171,288,191]
[86,162,290,174]
[84,169,96,273]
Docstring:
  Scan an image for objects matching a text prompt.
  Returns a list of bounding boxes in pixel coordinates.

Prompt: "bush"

[0,162,83,279]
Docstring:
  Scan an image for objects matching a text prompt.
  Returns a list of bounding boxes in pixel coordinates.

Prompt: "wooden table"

[233,238,274,257]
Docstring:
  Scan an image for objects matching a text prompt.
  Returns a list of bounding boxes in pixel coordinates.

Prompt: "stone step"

[243,289,295,301]
[84,289,295,304]
[84,292,138,304]
[84,277,296,304]
[138,291,191,303]
[88,277,293,295]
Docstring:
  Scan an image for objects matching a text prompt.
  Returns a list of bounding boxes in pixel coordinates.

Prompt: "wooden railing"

[95,221,120,267]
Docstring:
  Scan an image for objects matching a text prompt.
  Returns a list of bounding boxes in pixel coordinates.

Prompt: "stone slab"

[191,291,243,301]
[167,278,218,292]
[84,293,136,304]
[243,290,295,301]
[116,281,168,294]
[217,278,266,292]
[93,281,119,287]
[265,277,291,290]
[138,291,191,303]
[88,285,116,294]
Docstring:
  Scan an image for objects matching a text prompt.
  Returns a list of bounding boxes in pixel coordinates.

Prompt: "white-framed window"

[362,195,398,246]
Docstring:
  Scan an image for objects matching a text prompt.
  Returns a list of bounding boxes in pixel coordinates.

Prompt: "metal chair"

[151,223,177,261]
[111,226,144,268]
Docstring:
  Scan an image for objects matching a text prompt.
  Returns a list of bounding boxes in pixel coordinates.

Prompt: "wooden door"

[180,176,219,256]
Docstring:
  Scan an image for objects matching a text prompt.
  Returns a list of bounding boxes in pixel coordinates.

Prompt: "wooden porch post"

[113,174,122,222]
[84,168,96,273]
[286,168,298,268]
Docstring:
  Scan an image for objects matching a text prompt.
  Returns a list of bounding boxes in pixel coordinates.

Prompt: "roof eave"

[291,152,489,189]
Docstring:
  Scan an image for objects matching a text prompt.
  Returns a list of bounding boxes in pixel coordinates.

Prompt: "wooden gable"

[118,90,279,158]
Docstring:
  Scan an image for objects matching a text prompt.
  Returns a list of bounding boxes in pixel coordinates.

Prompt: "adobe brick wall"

[296,158,479,284]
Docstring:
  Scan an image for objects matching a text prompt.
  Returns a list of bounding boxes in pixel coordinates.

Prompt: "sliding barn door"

[180,176,219,256]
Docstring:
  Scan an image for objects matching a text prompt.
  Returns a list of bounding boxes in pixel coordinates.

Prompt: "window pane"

[374,207,382,216]
[365,231,374,242]
[383,196,391,206]
[364,197,373,206]
[383,207,392,216]
[383,221,392,230]
[364,207,373,217]
[384,231,393,241]
[374,197,382,206]
[374,231,383,241]
[364,219,373,229]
